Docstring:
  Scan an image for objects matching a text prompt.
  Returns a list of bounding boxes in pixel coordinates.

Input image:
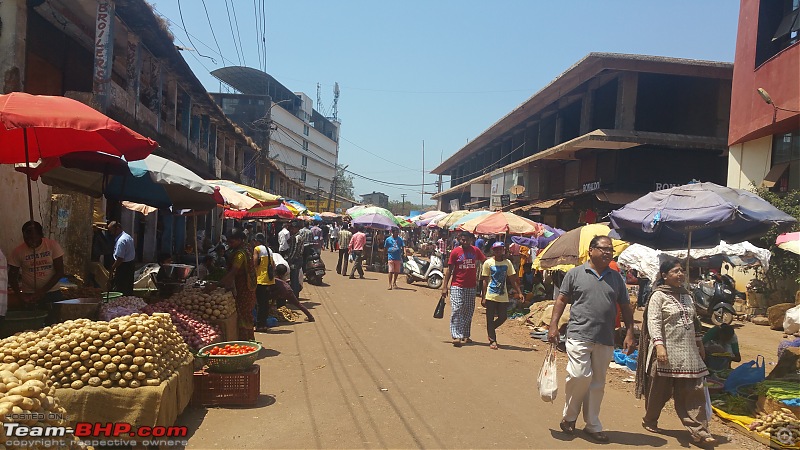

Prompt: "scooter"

[303,244,326,285]
[404,250,444,289]
[692,272,739,325]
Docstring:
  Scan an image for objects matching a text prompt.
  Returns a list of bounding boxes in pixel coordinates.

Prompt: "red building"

[728,0,800,192]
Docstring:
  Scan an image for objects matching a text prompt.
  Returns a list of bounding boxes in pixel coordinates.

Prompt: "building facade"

[432,53,733,230]
[0,0,297,270]
[210,67,340,203]
[360,192,390,209]
[727,0,800,192]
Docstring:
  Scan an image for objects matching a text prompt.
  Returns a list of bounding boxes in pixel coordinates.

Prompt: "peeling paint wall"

[0,166,53,259]
[49,190,93,279]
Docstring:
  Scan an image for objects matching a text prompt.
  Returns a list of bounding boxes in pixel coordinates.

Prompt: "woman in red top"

[441,231,486,346]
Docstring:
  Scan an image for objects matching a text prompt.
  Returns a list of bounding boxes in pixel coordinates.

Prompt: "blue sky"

[151,1,740,206]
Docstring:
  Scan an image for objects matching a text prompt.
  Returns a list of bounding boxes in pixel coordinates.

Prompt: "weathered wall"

[48,190,93,279]
[727,135,773,189]
[0,166,53,259]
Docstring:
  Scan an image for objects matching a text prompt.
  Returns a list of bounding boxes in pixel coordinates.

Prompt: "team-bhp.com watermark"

[4,414,188,447]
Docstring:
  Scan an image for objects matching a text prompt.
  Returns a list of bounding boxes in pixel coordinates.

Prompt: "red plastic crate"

[191,365,260,406]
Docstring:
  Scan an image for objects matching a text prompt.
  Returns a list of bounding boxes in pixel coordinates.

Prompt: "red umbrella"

[246,204,295,220]
[0,93,157,163]
[0,93,158,221]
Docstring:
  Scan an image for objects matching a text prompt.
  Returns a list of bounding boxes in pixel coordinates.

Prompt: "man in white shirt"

[330,224,340,253]
[108,221,136,295]
[278,223,291,257]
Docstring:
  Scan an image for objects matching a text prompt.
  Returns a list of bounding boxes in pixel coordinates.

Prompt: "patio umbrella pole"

[23,128,34,223]
[686,230,692,287]
[194,215,199,270]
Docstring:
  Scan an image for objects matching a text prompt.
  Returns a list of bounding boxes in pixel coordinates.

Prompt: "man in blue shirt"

[108,221,136,295]
[384,228,404,290]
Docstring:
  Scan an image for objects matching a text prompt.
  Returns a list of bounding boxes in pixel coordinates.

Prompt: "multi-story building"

[727,0,800,192]
[360,192,390,209]
[0,0,298,269]
[431,53,733,230]
[210,67,340,203]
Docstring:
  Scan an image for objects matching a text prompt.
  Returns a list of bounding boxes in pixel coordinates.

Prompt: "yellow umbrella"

[533,223,629,271]
[206,179,281,204]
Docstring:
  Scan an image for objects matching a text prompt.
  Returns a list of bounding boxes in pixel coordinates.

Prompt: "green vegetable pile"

[710,393,754,416]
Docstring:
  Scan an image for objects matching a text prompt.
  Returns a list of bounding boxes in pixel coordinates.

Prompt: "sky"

[150,1,741,206]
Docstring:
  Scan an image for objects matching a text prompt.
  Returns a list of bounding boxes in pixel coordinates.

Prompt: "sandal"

[559,419,576,435]
[641,420,659,433]
[584,430,609,443]
[452,339,462,347]
[690,434,717,446]
[463,338,473,344]
[489,341,498,350]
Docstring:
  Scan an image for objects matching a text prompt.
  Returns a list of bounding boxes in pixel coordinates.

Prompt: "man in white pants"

[548,235,635,444]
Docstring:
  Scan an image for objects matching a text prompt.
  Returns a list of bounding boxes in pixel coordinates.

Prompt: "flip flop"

[559,420,576,435]
[641,421,659,433]
[489,341,498,350]
[584,430,609,443]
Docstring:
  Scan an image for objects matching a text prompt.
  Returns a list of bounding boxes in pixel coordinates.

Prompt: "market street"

[177,251,759,449]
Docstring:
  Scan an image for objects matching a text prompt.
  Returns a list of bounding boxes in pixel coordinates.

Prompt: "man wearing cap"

[384,227,405,290]
[480,241,523,349]
[108,221,136,295]
[8,221,65,307]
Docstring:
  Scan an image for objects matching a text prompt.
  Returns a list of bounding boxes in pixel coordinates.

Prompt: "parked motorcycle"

[303,244,326,285]
[692,272,740,325]
[404,250,444,289]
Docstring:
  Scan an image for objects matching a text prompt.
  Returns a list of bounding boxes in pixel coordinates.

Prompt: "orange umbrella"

[458,211,543,235]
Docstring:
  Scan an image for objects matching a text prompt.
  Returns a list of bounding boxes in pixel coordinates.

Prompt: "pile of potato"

[749,408,800,440]
[166,285,236,321]
[0,362,91,449]
[0,313,192,390]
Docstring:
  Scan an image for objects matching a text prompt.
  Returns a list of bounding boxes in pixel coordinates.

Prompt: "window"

[300,170,307,182]
[756,0,800,66]
[301,155,308,167]
[303,125,309,136]
[303,140,309,151]
[769,129,800,191]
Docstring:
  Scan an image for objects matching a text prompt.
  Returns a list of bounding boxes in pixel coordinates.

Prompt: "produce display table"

[55,360,194,429]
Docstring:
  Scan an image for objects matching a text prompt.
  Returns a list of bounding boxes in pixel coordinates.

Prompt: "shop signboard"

[500,194,510,206]
[450,199,460,211]
[582,181,601,192]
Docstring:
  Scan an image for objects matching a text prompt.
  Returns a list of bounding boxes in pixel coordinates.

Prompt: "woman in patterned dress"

[221,228,257,341]
[635,259,715,446]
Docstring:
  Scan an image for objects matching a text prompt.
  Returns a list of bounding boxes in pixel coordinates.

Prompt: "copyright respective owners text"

[4,418,189,447]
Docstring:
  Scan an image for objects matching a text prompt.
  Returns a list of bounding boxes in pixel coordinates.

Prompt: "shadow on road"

[548,428,670,447]
[255,347,281,359]
[440,340,534,352]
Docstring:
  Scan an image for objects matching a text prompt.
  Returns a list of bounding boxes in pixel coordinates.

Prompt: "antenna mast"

[316,83,322,113]
[332,82,340,121]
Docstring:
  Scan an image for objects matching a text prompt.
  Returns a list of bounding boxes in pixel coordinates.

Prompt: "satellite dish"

[509,185,525,195]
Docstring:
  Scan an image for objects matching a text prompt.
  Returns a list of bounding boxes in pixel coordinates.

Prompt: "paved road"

[179,251,750,449]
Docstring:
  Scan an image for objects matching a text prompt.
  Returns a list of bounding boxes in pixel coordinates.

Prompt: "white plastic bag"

[784,305,800,335]
[538,343,558,402]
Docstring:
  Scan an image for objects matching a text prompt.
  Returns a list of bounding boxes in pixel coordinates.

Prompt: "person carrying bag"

[433,293,446,319]
[538,342,559,402]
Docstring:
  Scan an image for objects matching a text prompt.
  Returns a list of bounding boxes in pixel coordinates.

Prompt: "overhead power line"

[230,0,247,66]
[175,0,217,64]
[224,0,244,65]
[200,0,225,65]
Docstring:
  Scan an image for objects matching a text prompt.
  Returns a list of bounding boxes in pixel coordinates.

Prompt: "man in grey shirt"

[548,235,635,443]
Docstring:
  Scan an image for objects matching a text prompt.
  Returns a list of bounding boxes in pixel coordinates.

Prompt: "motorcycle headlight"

[722,288,732,295]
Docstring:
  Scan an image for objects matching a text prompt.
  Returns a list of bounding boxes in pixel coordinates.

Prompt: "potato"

[70,380,83,389]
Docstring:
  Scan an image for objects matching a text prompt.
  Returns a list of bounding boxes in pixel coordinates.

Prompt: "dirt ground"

[176,252,784,449]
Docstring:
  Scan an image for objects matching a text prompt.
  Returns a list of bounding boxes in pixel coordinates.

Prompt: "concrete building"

[210,67,340,203]
[727,0,800,192]
[360,192,390,209]
[431,53,733,230]
[0,0,297,273]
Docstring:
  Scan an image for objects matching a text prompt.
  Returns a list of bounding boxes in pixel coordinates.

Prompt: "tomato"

[207,344,257,356]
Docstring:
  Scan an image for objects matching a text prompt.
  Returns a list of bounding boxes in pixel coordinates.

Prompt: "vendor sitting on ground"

[272,264,314,323]
[702,323,741,365]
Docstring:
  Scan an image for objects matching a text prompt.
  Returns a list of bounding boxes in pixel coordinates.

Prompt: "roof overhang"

[431,129,726,199]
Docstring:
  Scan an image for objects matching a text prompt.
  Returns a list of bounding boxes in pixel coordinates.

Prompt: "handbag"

[538,343,559,402]
[433,293,446,319]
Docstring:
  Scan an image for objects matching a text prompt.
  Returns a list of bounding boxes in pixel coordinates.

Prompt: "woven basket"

[197,341,262,373]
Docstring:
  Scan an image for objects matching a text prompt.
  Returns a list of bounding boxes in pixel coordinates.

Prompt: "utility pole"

[401,193,406,216]
[256,95,273,192]
[421,140,425,207]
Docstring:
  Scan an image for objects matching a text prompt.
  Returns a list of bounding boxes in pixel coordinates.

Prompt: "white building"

[210,68,340,199]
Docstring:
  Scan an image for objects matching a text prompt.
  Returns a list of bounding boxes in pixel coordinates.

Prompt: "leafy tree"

[749,186,800,295]
[335,164,354,200]
[387,200,432,216]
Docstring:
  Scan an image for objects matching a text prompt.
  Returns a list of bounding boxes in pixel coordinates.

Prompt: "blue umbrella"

[608,182,796,250]
[449,210,492,230]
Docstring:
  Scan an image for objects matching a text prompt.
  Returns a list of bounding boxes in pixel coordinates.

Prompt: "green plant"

[748,186,800,291]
